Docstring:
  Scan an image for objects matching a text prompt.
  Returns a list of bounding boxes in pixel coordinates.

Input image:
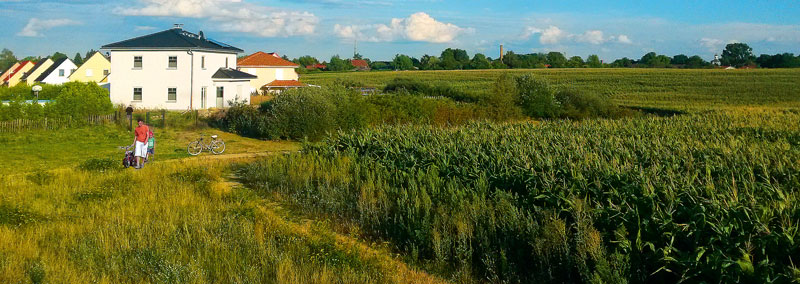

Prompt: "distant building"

[711,54,721,66]
[0,62,21,82]
[261,79,308,94]
[21,58,54,85]
[34,58,78,85]
[350,59,370,71]
[306,63,327,70]
[102,26,251,110]
[70,52,110,83]
[236,51,301,94]
[3,61,37,87]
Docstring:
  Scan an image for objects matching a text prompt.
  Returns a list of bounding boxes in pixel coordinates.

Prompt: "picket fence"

[0,114,117,133]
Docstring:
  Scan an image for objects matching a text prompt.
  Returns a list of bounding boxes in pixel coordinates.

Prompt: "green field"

[302,69,800,111]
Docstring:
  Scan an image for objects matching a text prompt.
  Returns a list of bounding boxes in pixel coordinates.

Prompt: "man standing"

[133,118,149,169]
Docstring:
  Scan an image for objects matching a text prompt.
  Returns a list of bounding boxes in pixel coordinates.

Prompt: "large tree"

[0,48,18,72]
[721,43,755,67]
[685,55,709,68]
[327,55,353,71]
[296,55,319,67]
[546,52,567,68]
[566,56,584,68]
[469,53,492,69]
[420,55,440,70]
[73,53,84,66]
[392,54,414,70]
[51,52,68,62]
[671,54,689,65]
[586,55,602,68]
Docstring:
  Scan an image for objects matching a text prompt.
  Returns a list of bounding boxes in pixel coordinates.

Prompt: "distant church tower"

[711,54,721,66]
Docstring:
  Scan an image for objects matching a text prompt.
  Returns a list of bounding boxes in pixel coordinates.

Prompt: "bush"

[384,78,480,103]
[514,74,561,118]
[46,82,114,119]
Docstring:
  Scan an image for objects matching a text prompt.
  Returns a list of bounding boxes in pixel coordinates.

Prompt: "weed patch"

[0,204,43,227]
[78,158,121,172]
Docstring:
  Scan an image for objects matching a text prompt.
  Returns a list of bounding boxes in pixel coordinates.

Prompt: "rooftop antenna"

[173,23,184,30]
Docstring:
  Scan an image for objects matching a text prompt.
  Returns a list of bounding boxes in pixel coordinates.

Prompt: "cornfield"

[238,110,800,282]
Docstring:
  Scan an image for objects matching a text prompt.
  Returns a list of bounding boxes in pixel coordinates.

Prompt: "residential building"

[21,58,54,85]
[0,62,21,82]
[34,58,77,85]
[350,59,370,71]
[3,61,36,87]
[236,51,300,94]
[101,26,251,110]
[261,79,308,94]
[69,52,110,83]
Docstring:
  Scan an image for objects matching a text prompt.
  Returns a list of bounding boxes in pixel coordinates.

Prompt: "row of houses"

[0,52,110,87]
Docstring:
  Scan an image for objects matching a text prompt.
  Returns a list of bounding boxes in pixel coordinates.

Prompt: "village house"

[3,60,36,87]
[0,62,21,82]
[21,58,54,85]
[69,51,110,83]
[350,59,370,71]
[34,58,77,85]
[101,25,252,110]
[236,51,304,94]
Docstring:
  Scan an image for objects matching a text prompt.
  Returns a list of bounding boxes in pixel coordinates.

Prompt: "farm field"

[302,68,800,111]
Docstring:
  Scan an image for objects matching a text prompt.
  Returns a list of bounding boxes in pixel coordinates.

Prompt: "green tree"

[51,52,68,62]
[567,56,584,68]
[73,53,84,66]
[587,55,602,68]
[611,57,634,68]
[84,49,98,60]
[546,52,567,68]
[47,82,114,119]
[439,48,462,69]
[420,55,440,70]
[721,43,755,67]
[392,54,414,70]
[671,54,689,65]
[327,55,353,71]
[685,55,709,68]
[502,51,521,68]
[0,48,17,72]
[469,53,492,69]
[296,55,319,67]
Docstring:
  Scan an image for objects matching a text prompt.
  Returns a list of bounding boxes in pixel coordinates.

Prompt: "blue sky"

[1,0,799,62]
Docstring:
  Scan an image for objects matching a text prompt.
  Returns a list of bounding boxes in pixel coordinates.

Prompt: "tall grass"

[0,158,442,283]
[237,110,800,282]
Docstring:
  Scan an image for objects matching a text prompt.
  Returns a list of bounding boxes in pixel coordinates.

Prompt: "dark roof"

[35,58,68,82]
[101,28,243,53]
[20,59,48,81]
[212,68,257,80]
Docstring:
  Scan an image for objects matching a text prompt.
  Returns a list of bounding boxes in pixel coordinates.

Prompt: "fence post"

[162,110,166,128]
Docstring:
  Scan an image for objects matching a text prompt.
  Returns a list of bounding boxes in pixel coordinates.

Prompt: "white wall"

[109,50,239,110]
[41,60,78,85]
[207,80,250,108]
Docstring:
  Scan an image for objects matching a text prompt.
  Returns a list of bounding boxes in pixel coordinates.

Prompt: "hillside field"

[302,68,800,111]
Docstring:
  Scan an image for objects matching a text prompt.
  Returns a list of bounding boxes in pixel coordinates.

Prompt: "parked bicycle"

[187,135,226,156]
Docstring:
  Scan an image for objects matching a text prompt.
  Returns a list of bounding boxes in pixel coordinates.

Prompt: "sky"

[1,0,799,62]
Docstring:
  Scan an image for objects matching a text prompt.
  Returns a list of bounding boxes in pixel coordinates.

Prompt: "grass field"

[302,69,800,111]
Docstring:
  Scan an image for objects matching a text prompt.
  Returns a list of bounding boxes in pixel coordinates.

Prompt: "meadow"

[302,68,800,111]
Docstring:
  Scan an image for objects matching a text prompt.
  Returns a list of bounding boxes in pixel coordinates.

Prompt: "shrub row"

[0,82,114,121]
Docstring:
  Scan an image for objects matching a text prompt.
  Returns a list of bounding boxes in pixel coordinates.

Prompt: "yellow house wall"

[6,63,34,87]
[1,62,20,81]
[238,67,298,93]
[25,59,54,85]
[69,53,110,83]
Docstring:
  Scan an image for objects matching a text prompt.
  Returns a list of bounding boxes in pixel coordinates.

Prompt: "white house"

[34,58,77,85]
[101,26,252,110]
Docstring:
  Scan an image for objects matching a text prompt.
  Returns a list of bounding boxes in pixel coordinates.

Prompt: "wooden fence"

[0,114,117,133]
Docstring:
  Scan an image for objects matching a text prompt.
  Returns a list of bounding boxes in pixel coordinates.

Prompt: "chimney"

[199,31,205,40]
[500,45,504,61]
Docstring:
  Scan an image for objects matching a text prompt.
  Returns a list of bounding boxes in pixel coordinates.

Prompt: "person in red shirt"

[132,118,149,169]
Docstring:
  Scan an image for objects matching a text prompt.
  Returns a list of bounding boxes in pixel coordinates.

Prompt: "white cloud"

[523,25,629,45]
[116,0,319,37]
[135,25,157,31]
[334,12,471,43]
[17,18,80,37]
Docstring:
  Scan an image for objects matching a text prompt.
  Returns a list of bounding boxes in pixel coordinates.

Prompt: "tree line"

[289,42,799,72]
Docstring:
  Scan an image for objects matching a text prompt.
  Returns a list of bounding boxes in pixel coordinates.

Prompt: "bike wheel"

[210,140,226,154]
[187,141,203,156]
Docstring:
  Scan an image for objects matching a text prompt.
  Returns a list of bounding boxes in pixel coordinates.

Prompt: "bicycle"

[187,135,226,156]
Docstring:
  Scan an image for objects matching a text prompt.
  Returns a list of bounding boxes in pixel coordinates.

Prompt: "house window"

[59,69,65,77]
[168,56,178,69]
[134,56,142,68]
[103,70,109,76]
[167,88,177,101]
[86,69,93,77]
[217,86,224,98]
[133,88,142,101]
[201,56,205,69]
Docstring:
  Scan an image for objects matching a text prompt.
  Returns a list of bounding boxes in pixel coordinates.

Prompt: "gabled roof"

[1,62,21,81]
[350,59,369,68]
[101,28,243,53]
[21,59,50,81]
[262,80,306,88]
[35,58,69,82]
[4,61,33,82]
[212,68,258,80]
[237,51,299,67]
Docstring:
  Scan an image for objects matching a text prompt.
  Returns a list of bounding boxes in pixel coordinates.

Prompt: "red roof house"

[237,51,298,67]
[350,59,370,71]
